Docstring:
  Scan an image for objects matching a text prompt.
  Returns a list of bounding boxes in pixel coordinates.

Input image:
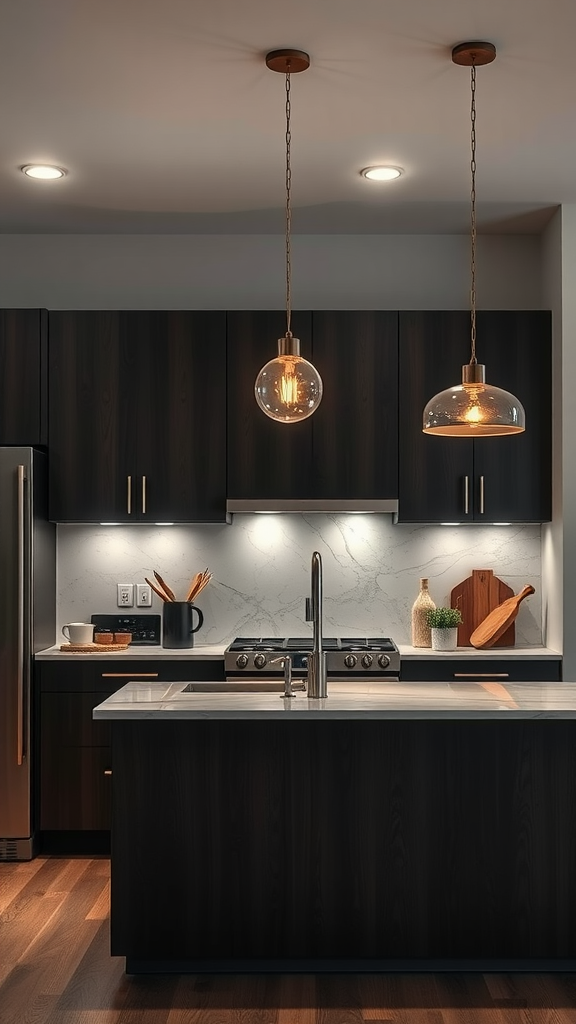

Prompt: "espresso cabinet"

[48,311,227,522]
[38,658,224,847]
[227,310,398,501]
[401,657,562,683]
[398,311,552,523]
[0,308,47,446]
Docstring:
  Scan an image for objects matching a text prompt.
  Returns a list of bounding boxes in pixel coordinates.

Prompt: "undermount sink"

[181,681,306,694]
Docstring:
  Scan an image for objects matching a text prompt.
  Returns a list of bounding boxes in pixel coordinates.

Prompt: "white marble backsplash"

[56,517,543,646]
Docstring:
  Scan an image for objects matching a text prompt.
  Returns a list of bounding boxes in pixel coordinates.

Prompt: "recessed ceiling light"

[360,166,403,181]
[21,164,67,180]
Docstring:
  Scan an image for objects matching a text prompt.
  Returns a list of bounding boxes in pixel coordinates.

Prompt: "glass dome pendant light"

[423,42,526,437]
[254,49,323,423]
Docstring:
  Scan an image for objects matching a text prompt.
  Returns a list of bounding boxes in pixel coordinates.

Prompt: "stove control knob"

[236,654,249,669]
[254,653,267,670]
[378,654,391,670]
[344,654,357,669]
[361,654,373,669]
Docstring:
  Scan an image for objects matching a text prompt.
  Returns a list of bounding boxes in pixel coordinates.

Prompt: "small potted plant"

[426,607,463,651]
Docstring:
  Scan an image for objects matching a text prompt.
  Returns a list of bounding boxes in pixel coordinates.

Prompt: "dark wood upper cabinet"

[226,311,314,500]
[398,311,552,523]
[227,310,398,501]
[311,311,398,499]
[0,308,47,446]
[48,311,227,522]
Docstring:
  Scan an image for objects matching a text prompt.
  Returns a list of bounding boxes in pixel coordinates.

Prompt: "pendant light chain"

[469,60,477,365]
[285,68,293,338]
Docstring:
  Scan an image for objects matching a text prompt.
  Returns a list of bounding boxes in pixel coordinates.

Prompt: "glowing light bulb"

[463,386,483,423]
[255,338,323,423]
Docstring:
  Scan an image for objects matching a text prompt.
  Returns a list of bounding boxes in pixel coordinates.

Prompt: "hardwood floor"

[2,857,576,1023]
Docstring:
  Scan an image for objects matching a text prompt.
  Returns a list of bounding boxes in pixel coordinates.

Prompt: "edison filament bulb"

[254,338,323,423]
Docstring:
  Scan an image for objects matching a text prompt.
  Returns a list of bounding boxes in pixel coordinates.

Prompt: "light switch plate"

[117,583,134,607]
[136,584,152,607]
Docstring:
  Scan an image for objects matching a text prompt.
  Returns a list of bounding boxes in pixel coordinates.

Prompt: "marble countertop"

[37,643,560,661]
[93,678,576,720]
[35,643,227,660]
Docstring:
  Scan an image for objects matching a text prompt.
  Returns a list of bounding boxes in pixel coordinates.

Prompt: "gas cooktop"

[224,636,400,677]
[227,637,397,652]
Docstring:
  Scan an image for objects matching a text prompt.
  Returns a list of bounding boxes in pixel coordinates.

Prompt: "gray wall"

[0,233,541,309]
[542,205,576,675]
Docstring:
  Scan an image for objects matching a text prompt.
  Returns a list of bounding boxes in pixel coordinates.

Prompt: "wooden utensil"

[470,585,536,649]
[145,577,171,603]
[190,574,213,601]
[185,572,202,603]
[450,569,514,647]
[188,570,212,602]
[153,571,176,602]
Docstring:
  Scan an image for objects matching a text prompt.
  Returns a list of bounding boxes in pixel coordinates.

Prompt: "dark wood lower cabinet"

[111,719,576,970]
[401,658,562,682]
[37,658,225,850]
[40,744,112,830]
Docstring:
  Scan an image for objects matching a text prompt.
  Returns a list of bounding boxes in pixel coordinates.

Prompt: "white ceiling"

[2,0,574,234]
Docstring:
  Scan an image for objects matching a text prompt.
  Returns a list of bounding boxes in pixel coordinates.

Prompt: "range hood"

[226,498,399,514]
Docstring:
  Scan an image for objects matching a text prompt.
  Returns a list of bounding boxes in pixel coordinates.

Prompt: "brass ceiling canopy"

[451,41,496,66]
[265,49,310,74]
[422,41,526,438]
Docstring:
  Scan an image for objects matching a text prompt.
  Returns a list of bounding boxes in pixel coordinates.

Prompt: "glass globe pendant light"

[423,43,525,437]
[255,49,323,423]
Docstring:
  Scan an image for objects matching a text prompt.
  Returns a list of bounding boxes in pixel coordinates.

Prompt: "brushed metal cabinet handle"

[127,475,132,515]
[463,476,470,515]
[142,475,147,515]
[101,672,159,678]
[17,465,26,766]
[479,475,485,515]
[453,672,510,679]
[104,768,113,776]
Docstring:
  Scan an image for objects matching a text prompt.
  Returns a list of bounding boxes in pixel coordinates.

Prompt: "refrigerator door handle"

[17,465,27,765]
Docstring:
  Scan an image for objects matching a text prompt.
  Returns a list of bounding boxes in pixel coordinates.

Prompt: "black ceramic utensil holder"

[162,602,204,649]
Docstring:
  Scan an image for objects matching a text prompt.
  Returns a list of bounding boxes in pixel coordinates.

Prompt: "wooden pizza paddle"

[469,585,535,649]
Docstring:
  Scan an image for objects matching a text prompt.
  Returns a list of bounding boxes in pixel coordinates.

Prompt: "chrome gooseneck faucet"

[306,551,327,698]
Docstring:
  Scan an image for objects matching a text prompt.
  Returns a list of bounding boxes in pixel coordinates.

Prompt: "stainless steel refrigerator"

[0,448,55,860]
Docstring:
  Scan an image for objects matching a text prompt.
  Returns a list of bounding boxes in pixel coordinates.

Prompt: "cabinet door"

[399,312,473,522]
[398,311,552,523]
[311,311,398,499]
[472,311,551,522]
[0,309,47,446]
[48,312,137,522]
[227,311,314,500]
[49,311,227,523]
[130,311,227,522]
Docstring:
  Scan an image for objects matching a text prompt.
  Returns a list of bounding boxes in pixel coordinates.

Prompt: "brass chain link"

[285,69,293,338]
[469,60,477,364]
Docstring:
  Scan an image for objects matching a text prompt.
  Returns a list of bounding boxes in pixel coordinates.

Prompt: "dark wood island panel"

[110,719,576,972]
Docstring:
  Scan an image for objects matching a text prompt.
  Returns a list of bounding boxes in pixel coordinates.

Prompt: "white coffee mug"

[62,622,94,645]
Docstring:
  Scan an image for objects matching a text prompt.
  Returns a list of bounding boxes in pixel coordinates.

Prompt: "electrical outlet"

[117,583,134,607]
[136,584,152,607]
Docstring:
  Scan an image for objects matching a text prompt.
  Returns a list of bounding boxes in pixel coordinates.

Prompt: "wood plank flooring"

[2,857,576,1023]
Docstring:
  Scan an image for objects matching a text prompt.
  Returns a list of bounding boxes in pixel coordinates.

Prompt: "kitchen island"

[95,679,576,973]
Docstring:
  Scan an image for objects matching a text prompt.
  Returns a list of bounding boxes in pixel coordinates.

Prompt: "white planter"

[430,627,458,651]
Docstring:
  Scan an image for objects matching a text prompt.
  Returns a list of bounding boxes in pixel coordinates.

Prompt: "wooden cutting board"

[450,569,515,647]
[470,585,536,649]
[60,642,130,652]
